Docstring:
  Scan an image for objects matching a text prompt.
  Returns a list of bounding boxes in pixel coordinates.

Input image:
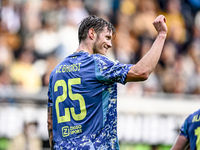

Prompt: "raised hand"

[153,15,168,37]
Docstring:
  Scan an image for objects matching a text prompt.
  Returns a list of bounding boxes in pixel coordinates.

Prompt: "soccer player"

[171,109,200,150]
[47,15,167,150]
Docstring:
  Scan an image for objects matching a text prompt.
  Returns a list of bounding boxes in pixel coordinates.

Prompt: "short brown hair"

[78,15,116,44]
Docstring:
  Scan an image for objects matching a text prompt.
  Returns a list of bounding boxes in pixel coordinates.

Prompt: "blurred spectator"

[160,68,176,93]
[0,0,198,98]
[33,17,59,59]
[182,42,200,94]
[113,12,139,64]
[120,0,136,16]
[41,55,58,86]
[39,0,60,27]
[0,65,13,102]
[84,0,113,18]
[10,50,42,93]
[159,41,178,69]
[193,11,200,50]
[142,72,161,96]
[0,65,11,87]
[57,0,89,61]
[161,0,186,45]
[20,0,42,37]
[131,0,159,39]
[137,38,154,61]
[7,121,42,150]
[0,35,14,68]
[1,0,21,34]
[112,0,139,64]
[64,0,89,25]
[192,61,200,94]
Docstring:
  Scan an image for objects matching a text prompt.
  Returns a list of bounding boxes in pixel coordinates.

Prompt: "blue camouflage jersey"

[180,109,200,150]
[47,51,132,150]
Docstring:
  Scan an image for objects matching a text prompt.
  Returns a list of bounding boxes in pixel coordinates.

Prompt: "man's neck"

[76,41,93,55]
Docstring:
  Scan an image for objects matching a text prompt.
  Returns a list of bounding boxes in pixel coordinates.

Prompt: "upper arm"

[171,135,189,150]
[125,65,149,82]
[94,54,132,84]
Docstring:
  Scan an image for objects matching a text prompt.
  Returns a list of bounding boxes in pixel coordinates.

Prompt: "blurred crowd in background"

[0,0,200,98]
[0,0,200,149]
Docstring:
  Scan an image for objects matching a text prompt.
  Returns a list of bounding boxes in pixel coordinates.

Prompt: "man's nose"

[108,41,112,48]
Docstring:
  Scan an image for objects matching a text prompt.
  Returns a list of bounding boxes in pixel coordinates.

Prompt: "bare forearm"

[47,106,54,150]
[139,14,168,75]
[125,15,167,82]
[136,34,166,73]
[126,34,166,82]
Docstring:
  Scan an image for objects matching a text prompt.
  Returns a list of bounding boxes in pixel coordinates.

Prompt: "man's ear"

[88,28,96,40]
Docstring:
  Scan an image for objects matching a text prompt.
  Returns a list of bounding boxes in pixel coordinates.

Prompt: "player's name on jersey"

[192,114,200,122]
[56,63,81,74]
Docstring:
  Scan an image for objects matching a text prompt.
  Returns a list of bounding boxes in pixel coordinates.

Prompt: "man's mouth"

[104,45,108,50]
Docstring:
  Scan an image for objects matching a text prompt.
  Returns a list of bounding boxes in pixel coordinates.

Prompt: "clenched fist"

[153,15,168,37]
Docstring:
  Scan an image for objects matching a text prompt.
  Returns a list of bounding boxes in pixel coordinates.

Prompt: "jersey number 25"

[54,78,87,123]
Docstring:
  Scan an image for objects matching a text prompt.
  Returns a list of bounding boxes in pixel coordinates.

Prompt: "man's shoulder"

[185,109,200,124]
[92,54,118,64]
[190,109,200,117]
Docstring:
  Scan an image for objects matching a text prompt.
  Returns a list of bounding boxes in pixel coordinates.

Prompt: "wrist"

[157,33,167,39]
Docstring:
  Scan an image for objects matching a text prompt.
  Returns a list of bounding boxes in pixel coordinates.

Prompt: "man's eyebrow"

[106,35,111,38]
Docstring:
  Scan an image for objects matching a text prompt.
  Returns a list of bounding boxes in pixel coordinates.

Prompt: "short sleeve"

[93,54,133,84]
[180,117,189,139]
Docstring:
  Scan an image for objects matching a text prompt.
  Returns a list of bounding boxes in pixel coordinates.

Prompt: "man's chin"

[93,51,107,55]
[101,49,108,55]
[100,52,107,55]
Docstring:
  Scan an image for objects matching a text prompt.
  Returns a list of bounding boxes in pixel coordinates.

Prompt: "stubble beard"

[93,41,98,54]
[92,35,100,54]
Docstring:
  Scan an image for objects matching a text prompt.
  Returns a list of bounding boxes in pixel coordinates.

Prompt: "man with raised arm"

[47,15,167,150]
